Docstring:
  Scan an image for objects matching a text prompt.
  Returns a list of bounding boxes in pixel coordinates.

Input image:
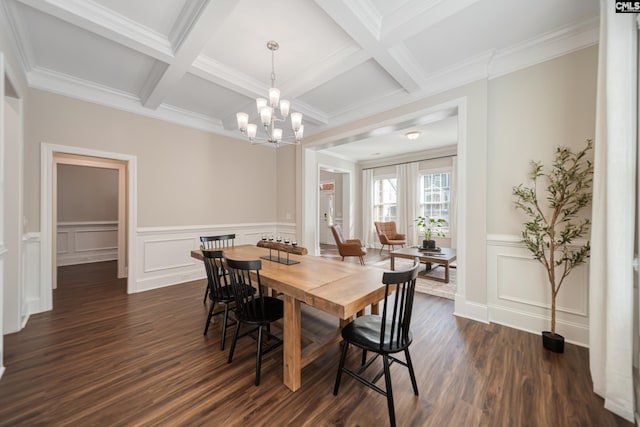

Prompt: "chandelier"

[236,41,304,147]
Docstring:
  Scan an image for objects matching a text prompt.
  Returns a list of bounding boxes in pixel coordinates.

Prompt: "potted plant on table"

[415,216,446,249]
[512,139,593,353]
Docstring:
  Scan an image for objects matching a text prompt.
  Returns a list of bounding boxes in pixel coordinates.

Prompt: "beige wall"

[276,145,296,223]
[24,89,278,230]
[57,164,118,222]
[487,45,597,235]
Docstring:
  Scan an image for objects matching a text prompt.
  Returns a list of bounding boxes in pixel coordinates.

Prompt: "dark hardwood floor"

[0,254,632,426]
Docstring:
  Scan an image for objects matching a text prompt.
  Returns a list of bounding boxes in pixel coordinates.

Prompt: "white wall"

[0,13,29,376]
[3,95,22,334]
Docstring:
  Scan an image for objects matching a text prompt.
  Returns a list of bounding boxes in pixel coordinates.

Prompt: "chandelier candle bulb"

[256,98,267,113]
[295,125,304,142]
[247,123,257,139]
[273,128,283,142]
[279,99,290,117]
[291,112,302,131]
[260,107,272,126]
[236,112,248,130]
[269,88,280,107]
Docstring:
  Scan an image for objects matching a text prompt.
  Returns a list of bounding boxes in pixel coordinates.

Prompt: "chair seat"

[237,296,284,324]
[342,315,413,354]
[385,239,405,245]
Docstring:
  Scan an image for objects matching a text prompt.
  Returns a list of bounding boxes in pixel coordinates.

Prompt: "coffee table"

[390,247,457,283]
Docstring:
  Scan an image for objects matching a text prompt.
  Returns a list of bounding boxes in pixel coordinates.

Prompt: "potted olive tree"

[415,216,446,249]
[512,139,593,353]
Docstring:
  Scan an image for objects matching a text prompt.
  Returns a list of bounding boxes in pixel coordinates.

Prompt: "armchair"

[330,224,367,265]
[374,221,406,254]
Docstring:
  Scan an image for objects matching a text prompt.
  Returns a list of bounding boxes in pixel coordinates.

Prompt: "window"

[374,177,397,222]
[419,171,450,234]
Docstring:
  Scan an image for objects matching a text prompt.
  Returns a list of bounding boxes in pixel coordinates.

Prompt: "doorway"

[319,180,335,244]
[41,144,137,313]
[53,154,127,292]
[317,167,351,254]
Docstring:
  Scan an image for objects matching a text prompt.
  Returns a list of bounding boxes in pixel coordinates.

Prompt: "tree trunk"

[551,293,556,335]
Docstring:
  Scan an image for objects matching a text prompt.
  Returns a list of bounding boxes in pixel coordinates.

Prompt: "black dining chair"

[201,249,245,351]
[225,257,283,386]
[200,234,236,303]
[333,258,421,427]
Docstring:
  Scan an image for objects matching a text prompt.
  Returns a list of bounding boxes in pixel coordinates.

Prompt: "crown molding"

[1,0,34,72]
[27,66,224,133]
[488,17,599,79]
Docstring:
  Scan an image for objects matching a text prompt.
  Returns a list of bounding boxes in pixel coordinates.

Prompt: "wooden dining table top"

[191,245,374,311]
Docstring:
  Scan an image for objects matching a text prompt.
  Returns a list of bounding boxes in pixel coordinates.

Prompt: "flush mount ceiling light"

[405,131,421,140]
[236,40,303,147]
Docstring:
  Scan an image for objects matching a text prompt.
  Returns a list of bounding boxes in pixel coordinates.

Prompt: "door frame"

[41,144,137,312]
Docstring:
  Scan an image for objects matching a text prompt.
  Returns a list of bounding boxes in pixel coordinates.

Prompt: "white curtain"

[589,2,637,422]
[362,168,376,248]
[449,156,458,249]
[396,162,419,246]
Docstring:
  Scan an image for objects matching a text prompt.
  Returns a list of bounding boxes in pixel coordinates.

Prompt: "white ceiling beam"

[380,0,483,47]
[16,0,174,62]
[141,0,239,110]
[314,0,421,93]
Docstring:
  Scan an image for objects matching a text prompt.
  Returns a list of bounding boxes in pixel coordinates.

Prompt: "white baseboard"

[454,295,489,323]
[489,304,588,347]
[57,252,117,266]
[0,366,4,380]
[135,268,204,293]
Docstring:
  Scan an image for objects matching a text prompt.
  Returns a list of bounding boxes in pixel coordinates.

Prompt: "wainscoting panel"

[57,222,118,266]
[22,233,42,316]
[134,223,295,293]
[487,235,589,347]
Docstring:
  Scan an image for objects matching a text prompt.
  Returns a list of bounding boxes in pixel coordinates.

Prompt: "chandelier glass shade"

[236,41,304,147]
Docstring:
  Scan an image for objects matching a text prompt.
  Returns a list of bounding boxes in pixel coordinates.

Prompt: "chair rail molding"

[57,222,118,266]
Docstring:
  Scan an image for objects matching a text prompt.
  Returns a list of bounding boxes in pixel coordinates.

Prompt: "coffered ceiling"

[1,0,599,157]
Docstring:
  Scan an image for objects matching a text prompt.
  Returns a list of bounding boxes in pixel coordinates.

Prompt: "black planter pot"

[542,331,564,353]
[422,239,436,249]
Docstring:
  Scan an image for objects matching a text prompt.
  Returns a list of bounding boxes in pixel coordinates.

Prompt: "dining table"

[190,244,388,392]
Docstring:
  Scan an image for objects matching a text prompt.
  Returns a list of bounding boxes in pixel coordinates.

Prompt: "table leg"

[283,295,301,391]
[370,301,379,315]
[444,263,449,284]
[390,255,395,271]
